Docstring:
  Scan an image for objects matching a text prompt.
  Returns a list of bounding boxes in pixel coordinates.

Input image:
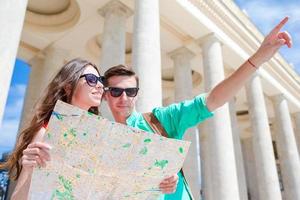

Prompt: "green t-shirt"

[126,94,214,200]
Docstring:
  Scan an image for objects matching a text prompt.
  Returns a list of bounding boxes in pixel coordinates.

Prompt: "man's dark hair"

[104,64,139,87]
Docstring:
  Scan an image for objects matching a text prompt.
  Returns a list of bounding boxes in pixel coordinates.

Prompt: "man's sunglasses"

[104,87,139,97]
[80,74,105,87]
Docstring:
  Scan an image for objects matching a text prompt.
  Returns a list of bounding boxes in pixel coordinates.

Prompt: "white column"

[241,137,260,200]
[273,94,300,200]
[0,0,27,126]
[294,113,300,157]
[98,0,132,71]
[98,0,132,120]
[170,47,201,199]
[228,99,248,200]
[199,33,239,200]
[245,74,282,200]
[199,124,213,200]
[20,57,44,128]
[171,47,194,101]
[20,46,69,129]
[132,0,162,112]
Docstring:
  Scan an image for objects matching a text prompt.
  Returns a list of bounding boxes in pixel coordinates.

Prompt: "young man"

[103,17,292,200]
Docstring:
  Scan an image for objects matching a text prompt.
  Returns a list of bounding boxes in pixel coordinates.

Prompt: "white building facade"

[1,0,300,199]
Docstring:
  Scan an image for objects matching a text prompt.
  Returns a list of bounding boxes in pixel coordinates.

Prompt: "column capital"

[98,0,133,18]
[197,32,222,47]
[271,93,286,104]
[39,45,70,63]
[168,46,195,61]
[42,44,68,55]
[28,55,44,68]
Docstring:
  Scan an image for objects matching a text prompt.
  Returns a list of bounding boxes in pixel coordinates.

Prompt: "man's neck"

[113,113,129,125]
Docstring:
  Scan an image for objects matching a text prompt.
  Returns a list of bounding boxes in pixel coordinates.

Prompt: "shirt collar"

[126,110,140,125]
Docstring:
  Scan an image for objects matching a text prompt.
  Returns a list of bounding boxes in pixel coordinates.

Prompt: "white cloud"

[0,118,18,148]
[7,84,27,100]
[241,9,248,17]
[240,1,300,32]
[2,84,26,120]
[4,99,25,120]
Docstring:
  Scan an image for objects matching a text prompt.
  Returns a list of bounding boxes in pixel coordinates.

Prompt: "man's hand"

[159,174,179,194]
[251,16,292,66]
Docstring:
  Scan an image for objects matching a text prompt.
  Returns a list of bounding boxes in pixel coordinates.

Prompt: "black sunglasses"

[104,87,139,97]
[80,74,105,87]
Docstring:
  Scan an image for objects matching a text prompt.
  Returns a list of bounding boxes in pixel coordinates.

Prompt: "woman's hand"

[21,142,52,170]
[251,17,292,66]
[159,174,179,194]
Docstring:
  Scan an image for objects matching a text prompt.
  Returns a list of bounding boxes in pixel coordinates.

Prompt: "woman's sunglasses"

[104,87,139,97]
[80,74,105,87]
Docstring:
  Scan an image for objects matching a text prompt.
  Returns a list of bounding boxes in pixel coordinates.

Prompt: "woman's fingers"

[22,159,38,168]
[23,148,50,163]
[28,142,52,151]
[21,142,52,168]
[22,154,41,167]
[24,143,51,161]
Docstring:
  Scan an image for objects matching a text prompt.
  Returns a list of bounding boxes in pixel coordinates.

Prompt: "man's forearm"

[206,55,262,111]
[205,17,291,112]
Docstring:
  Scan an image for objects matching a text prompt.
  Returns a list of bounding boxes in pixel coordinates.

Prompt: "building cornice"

[184,0,300,110]
[189,0,299,82]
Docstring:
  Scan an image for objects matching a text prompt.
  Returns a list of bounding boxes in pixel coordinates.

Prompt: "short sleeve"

[152,94,214,139]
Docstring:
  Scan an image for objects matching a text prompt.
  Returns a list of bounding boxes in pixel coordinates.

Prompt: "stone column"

[199,124,213,200]
[98,0,132,71]
[98,0,132,120]
[132,0,162,112]
[0,0,27,126]
[171,47,194,101]
[20,46,69,129]
[273,94,300,200]
[245,74,282,200]
[199,33,239,200]
[294,113,300,157]
[228,99,248,200]
[170,47,201,199]
[241,137,260,200]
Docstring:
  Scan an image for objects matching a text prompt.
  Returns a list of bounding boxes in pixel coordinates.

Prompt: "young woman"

[0,58,105,199]
[0,58,177,199]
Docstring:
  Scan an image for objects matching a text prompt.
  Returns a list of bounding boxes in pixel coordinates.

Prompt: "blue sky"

[0,1,299,157]
[235,0,300,74]
[0,60,30,157]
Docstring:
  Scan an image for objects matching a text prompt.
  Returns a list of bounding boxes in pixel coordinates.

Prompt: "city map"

[29,100,190,200]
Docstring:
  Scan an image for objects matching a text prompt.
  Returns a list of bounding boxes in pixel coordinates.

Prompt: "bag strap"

[142,112,168,138]
[142,112,194,200]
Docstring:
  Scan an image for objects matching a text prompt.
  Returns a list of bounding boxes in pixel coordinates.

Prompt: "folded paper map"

[29,100,190,200]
